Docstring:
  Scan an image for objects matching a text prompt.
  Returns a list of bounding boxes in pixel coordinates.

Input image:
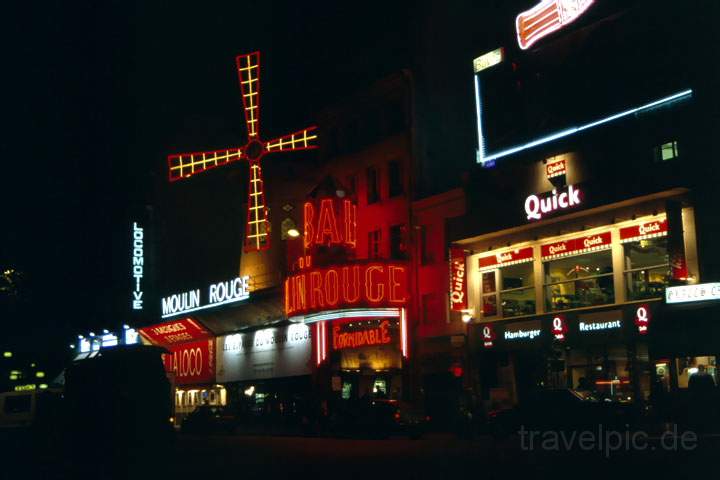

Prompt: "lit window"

[624,237,670,301]
[481,263,536,319]
[654,141,679,162]
[544,251,614,311]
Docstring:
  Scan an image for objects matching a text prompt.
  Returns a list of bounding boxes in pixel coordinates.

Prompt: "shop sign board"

[552,315,568,340]
[634,304,651,335]
[450,247,468,311]
[139,318,212,346]
[163,339,215,385]
[479,247,534,270]
[216,324,312,382]
[516,0,595,50]
[161,276,250,318]
[541,231,611,260]
[332,319,394,350]
[619,218,668,243]
[525,184,582,221]
[284,262,408,317]
[481,324,496,348]
[131,222,144,310]
[503,320,543,341]
[665,283,720,304]
[578,310,623,333]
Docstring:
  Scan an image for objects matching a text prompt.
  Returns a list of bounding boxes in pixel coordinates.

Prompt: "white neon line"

[478,89,692,164]
[474,75,486,162]
[289,308,401,324]
[161,294,250,318]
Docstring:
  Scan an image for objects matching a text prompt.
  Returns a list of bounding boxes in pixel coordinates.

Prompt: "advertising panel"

[163,338,215,385]
[216,324,312,382]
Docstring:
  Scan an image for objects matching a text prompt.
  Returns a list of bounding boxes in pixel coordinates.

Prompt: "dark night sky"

[1,0,464,363]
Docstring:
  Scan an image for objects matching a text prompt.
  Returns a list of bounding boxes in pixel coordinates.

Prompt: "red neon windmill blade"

[166,51,319,253]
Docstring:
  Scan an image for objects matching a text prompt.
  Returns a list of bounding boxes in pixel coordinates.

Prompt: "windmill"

[167,52,318,252]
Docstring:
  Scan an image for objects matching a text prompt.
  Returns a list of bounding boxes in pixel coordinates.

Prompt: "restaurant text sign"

[666,283,720,304]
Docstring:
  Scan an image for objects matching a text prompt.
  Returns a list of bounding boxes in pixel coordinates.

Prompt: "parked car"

[329,399,427,439]
[182,405,238,434]
[485,388,640,437]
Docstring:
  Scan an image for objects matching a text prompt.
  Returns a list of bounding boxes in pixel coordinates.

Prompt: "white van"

[0,389,61,429]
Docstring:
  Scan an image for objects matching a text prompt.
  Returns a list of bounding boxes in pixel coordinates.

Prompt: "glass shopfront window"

[624,237,670,301]
[499,263,535,317]
[544,251,614,311]
[481,263,535,318]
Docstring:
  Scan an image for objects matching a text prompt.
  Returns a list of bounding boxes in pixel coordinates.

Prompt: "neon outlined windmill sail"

[168,52,318,252]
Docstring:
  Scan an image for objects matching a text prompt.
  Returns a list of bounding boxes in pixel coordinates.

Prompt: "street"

[7,428,720,479]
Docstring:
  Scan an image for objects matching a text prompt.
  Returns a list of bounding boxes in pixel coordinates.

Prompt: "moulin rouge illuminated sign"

[525,184,582,221]
[516,0,595,50]
[285,263,408,316]
[450,247,468,311]
[161,276,250,318]
[303,198,357,251]
[332,320,392,350]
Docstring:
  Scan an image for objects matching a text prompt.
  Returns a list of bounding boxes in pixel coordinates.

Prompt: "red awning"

[139,318,213,347]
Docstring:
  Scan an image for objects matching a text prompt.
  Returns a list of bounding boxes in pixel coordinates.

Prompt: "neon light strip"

[477,89,693,165]
[289,308,401,324]
[474,76,486,161]
[400,308,408,358]
[619,231,668,244]
[160,294,250,319]
[541,243,611,261]
[479,256,534,271]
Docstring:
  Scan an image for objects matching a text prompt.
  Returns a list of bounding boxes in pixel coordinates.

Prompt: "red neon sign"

[450,247,468,311]
[635,304,651,335]
[303,198,357,251]
[332,320,393,350]
[516,0,595,50]
[620,219,668,243]
[479,247,534,269]
[166,52,319,252]
[163,339,216,385]
[552,315,568,341]
[481,324,496,348]
[285,262,408,317]
[541,231,612,259]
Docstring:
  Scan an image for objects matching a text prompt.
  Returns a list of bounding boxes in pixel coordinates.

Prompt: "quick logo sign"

[516,0,595,50]
[525,184,582,221]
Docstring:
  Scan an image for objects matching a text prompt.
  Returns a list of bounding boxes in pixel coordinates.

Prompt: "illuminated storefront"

[284,189,410,401]
[139,318,224,422]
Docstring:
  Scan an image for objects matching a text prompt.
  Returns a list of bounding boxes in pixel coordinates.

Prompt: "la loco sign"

[163,339,215,385]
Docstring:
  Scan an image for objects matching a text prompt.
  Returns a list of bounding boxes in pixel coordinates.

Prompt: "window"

[368,229,381,259]
[346,175,357,197]
[366,167,380,204]
[544,250,614,311]
[624,237,670,301]
[499,263,536,317]
[481,271,498,317]
[481,263,536,319]
[654,140,679,162]
[388,161,404,197]
[390,224,407,259]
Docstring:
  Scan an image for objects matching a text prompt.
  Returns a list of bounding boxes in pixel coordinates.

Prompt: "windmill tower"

[167,52,318,253]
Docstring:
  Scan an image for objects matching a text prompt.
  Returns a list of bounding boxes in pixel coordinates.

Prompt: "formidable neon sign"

[516,0,595,50]
[332,320,392,350]
[167,52,319,252]
[285,263,408,317]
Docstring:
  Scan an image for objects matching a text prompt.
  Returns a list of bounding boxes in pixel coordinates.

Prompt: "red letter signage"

[450,247,468,311]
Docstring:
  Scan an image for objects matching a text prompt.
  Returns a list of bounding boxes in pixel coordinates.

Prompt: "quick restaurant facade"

[452,0,720,412]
